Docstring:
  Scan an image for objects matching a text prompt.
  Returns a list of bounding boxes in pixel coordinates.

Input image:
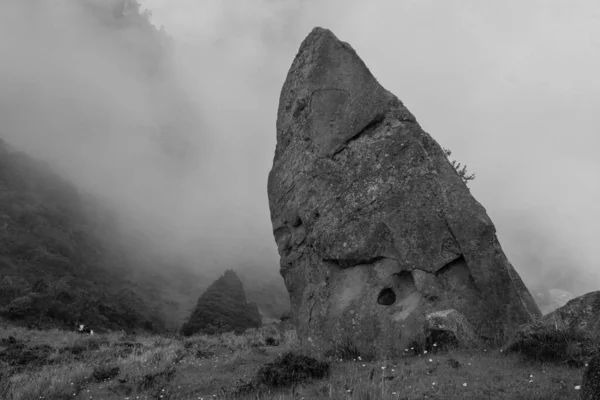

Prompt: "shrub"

[443,147,476,186]
[0,342,53,370]
[504,322,600,366]
[92,364,120,382]
[137,365,175,392]
[1,295,35,318]
[195,349,214,359]
[255,352,330,388]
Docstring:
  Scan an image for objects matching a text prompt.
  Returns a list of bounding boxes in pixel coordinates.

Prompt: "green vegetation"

[0,131,289,334]
[0,0,203,332]
[254,352,330,388]
[443,147,476,186]
[181,270,262,336]
[503,318,599,367]
[0,0,292,333]
[0,321,590,400]
[0,139,171,331]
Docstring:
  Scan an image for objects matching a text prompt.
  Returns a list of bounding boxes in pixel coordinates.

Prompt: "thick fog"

[1,0,599,295]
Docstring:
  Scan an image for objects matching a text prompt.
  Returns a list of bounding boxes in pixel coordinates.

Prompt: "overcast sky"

[140,0,600,293]
[1,0,598,293]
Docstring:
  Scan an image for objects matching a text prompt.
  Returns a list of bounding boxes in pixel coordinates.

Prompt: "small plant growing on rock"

[443,147,476,186]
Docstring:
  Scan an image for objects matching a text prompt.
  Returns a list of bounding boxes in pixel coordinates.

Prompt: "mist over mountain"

[142,0,600,297]
[0,0,598,332]
[0,0,289,331]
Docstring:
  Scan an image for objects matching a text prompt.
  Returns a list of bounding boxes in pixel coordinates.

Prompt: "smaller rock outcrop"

[538,291,600,337]
[504,291,600,365]
[581,355,600,400]
[425,309,481,350]
[180,269,262,336]
[534,288,576,315]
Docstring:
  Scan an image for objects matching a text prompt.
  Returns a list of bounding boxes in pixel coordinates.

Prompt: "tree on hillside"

[443,147,476,186]
[181,270,262,336]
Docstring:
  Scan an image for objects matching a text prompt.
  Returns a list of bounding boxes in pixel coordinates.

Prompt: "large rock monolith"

[267,27,540,358]
[582,354,600,400]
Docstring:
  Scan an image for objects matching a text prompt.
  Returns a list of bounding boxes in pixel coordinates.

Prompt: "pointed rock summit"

[267,27,540,358]
[180,269,261,336]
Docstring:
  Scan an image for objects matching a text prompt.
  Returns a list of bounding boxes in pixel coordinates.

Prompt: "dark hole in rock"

[427,295,439,302]
[377,288,396,306]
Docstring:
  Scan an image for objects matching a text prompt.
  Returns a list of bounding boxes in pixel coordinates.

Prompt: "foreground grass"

[0,324,587,400]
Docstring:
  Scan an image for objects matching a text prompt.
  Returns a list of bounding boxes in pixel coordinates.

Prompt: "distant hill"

[0,137,291,333]
[181,269,262,336]
[0,138,208,331]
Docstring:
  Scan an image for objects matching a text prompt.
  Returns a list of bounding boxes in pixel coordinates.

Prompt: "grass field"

[0,322,589,400]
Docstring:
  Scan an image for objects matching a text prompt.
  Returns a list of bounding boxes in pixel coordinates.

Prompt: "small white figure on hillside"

[76,323,94,335]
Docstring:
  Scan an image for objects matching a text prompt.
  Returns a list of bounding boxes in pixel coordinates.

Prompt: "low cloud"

[1,0,598,293]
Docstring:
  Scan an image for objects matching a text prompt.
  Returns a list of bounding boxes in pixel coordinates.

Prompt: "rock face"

[513,291,600,342]
[425,309,481,349]
[582,354,600,400]
[503,293,600,365]
[180,270,262,336]
[267,27,541,358]
[548,291,600,334]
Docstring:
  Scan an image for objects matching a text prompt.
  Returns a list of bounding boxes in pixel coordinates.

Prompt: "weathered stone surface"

[511,291,600,343]
[267,27,540,358]
[425,309,481,349]
[544,291,600,336]
[582,354,600,400]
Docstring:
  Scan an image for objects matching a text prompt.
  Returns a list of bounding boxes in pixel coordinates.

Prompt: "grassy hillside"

[0,136,291,333]
[0,138,206,332]
[0,0,291,333]
[0,322,589,399]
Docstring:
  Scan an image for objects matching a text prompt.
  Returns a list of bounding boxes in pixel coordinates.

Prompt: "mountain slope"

[0,139,214,331]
